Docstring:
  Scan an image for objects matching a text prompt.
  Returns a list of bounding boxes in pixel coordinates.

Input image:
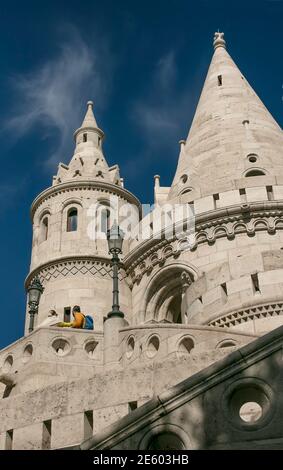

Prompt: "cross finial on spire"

[213,31,226,50]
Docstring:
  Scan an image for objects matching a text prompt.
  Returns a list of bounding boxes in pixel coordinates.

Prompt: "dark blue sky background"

[0,0,282,349]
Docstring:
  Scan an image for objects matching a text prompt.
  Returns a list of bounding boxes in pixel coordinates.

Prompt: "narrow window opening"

[239,188,247,203]
[64,307,71,322]
[67,208,78,232]
[266,186,274,201]
[98,137,101,146]
[251,273,260,293]
[84,410,93,440]
[42,217,49,241]
[218,75,222,86]
[101,207,111,234]
[83,133,87,143]
[128,401,138,412]
[5,430,13,450]
[213,193,219,209]
[42,420,52,450]
[221,283,227,295]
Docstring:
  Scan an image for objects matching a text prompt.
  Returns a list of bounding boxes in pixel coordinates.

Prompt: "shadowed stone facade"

[0,32,282,450]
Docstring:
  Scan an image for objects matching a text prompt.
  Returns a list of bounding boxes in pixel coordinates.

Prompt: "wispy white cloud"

[154,50,177,91]
[5,26,114,169]
[131,50,195,152]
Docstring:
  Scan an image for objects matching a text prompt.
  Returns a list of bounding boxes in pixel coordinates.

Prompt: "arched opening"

[126,336,135,359]
[67,208,78,232]
[245,169,266,177]
[180,188,193,196]
[3,355,13,373]
[94,201,113,238]
[146,336,160,358]
[217,340,237,349]
[101,207,111,234]
[84,341,98,358]
[22,344,33,363]
[178,337,194,355]
[52,338,71,356]
[144,266,195,324]
[166,294,182,323]
[42,217,49,241]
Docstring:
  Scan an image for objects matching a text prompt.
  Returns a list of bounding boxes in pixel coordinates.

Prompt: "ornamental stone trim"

[208,302,283,328]
[25,256,126,288]
[125,206,283,286]
[31,180,142,219]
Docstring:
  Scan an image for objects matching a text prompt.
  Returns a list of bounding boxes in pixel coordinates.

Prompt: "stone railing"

[119,323,257,368]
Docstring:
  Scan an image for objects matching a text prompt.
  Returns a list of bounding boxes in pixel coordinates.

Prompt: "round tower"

[25,102,141,333]
[125,32,283,336]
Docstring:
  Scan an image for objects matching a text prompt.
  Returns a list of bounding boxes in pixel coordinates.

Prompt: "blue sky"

[0,0,282,349]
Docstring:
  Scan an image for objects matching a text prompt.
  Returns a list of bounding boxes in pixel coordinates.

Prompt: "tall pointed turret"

[169,32,283,200]
[54,101,121,185]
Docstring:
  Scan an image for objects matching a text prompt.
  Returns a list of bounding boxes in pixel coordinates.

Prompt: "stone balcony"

[0,327,103,395]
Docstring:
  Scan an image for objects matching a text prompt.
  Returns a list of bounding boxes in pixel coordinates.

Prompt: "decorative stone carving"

[27,258,126,286]
[181,271,193,294]
[209,302,283,328]
[125,208,283,286]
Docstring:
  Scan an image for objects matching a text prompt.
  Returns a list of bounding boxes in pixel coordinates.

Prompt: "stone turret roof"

[169,32,283,200]
[53,102,122,186]
[80,100,98,129]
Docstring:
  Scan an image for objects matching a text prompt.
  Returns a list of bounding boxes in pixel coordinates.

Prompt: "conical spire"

[74,100,103,141]
[169,32,283,200]
[81,100,98,128]
[54,101,122,187]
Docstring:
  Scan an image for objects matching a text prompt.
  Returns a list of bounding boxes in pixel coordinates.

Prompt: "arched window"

[245,169,266,177]
[101,207,111,234]
[67,208,78,232]
[42,217,49,241]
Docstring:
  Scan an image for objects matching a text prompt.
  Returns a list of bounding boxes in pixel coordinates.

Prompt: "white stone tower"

[127,31,283,337]
[25,101,141,333]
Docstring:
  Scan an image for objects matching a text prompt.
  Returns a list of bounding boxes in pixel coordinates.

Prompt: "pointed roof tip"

[81,99,98,129]
[213,31,226,50]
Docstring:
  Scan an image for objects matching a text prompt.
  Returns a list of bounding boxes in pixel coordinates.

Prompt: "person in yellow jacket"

[58,305,85,328]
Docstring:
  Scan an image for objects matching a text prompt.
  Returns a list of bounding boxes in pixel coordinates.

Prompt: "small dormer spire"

[213,31,226,50]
